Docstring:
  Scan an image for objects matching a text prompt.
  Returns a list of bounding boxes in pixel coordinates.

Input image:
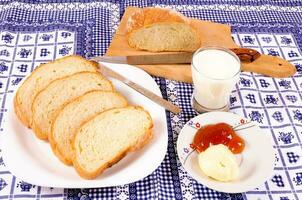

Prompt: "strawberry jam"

[191,122,245,154]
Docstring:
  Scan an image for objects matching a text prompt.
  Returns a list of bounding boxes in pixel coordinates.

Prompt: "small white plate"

[1,63,168,188]
[177,112,275,193]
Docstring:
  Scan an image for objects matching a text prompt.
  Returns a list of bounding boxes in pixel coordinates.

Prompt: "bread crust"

[13,95,30,128]
[126,7,201,52]
[72,106,153,179]
[126,7,188,33]
[49,90,128,166]
[14,55,99,128]
[31,71,113,141]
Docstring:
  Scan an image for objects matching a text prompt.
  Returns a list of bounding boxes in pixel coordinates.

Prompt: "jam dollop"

[191,122,245,154]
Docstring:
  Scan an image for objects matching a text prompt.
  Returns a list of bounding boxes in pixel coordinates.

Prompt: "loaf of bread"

[72,106,153,179]
[32,72,114,140]
[126,7,200,52]
[14,55,98,128]
[128,22,200,52]
[50,90,128,165]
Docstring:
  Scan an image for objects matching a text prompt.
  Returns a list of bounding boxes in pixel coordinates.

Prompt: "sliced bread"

[126,7,188,33]
[128,22,200,52]
[50,90,128,165]
[32,72,114,140]
[72,106,153,179]
[14,55,98,128]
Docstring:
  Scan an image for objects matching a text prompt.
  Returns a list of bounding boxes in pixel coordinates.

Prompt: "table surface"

[0,0,302,199]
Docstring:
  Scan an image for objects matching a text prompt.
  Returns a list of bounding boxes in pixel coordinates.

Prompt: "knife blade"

[92,48,261,65]
[94,62,181,114]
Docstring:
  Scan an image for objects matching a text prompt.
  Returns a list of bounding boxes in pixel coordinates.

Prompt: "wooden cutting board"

[106,7,292,83]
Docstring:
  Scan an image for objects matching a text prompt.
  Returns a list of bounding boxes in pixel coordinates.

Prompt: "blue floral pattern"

[288,50,299,58]
[261,36,272,44]
[248,111,264,123]
[286,152,299,163]
[272,111,283,122]
[11,77,22,86]
[264,95,278,105]
[0,49,10,57]
[285,95,297,103]
[17,64,28,73]
[242,35,255,45]
[271,175,285,187]
[239,77,252,87]
[23,35,32,42]
[16,181,35,192]
[293,110,302,123]
[17,48,32,58]
[259,79,270,88]
[278,80,291,89]
[59,45,72,56]
[1,33,14,44]
[295,63,302,74]
[0,178,7,191]
[278,132,294,144]
[39,34,53,42]
[246,94,256,104]
[0,62,8,74]
[293,173,302,186]
[267,48,280,56]
[281,36,293,45]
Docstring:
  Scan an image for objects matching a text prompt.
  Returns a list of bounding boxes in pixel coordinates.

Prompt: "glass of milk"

[191,47,240,113]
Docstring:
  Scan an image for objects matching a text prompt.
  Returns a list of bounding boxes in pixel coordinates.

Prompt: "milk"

[192,49,240,110]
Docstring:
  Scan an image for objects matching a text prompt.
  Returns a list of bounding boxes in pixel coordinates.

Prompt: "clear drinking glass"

[191,47,241,113]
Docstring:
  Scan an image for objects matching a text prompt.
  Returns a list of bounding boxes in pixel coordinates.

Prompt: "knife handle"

[230,48,261,63]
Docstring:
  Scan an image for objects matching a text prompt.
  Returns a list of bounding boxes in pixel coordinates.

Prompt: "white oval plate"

[1,63,168,188]
[177,112,275,193]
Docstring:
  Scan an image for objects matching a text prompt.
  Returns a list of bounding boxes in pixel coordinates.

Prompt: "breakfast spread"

[191,122,245,154]
[198,144,239,182]
[191,122,244,182]
[126,7,200,52]
[14,55,153,179]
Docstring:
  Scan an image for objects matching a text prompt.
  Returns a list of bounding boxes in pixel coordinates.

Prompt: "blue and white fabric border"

[1,1,302,200]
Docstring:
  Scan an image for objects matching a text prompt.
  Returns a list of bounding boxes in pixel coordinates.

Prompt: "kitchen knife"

[93,48,260,64]
[93,48,296,78]
[94,62,181,114]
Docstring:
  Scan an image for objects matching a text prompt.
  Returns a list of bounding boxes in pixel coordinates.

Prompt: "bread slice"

[72,106,153,179]
[32,72,114,140]
[126,7,188,33]
[50,90,128,165]
[14,55,98,128]
[128,22,200,52]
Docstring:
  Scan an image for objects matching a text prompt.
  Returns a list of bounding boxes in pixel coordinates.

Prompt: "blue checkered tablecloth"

[0,0,302,199]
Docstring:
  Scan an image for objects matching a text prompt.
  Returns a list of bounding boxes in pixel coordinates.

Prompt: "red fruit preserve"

[191,122,245,154]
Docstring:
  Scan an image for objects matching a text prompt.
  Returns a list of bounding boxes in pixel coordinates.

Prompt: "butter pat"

[198,144,239,182]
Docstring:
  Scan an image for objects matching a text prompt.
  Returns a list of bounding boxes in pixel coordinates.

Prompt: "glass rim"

[191,46,241,81]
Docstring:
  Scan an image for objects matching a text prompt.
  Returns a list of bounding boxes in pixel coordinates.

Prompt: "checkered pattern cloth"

[0,0,302,199]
